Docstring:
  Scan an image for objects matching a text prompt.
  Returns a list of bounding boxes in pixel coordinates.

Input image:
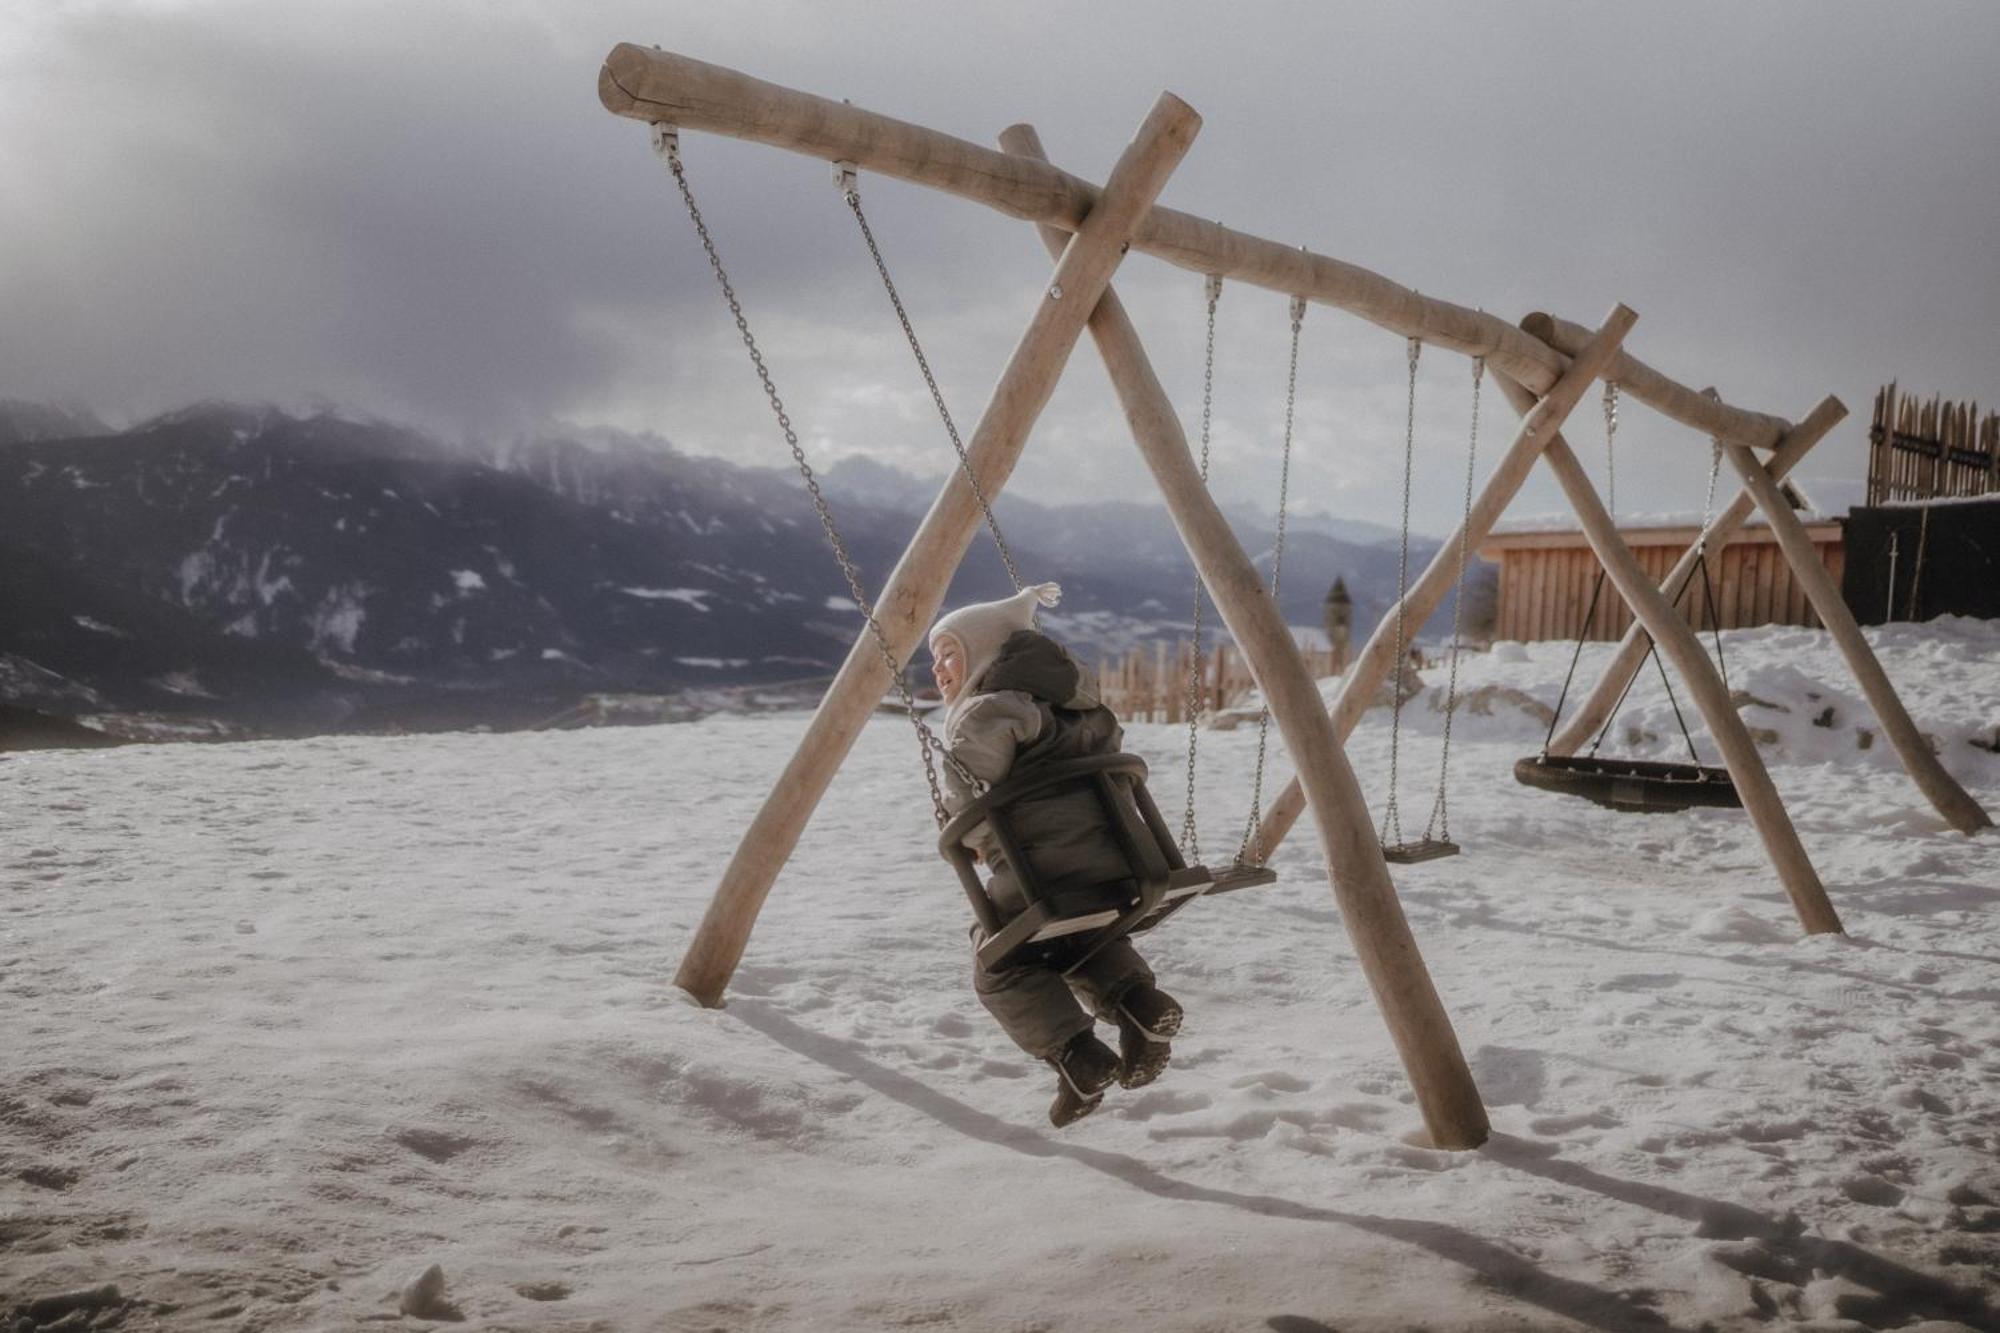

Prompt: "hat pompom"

[930,579,1064,687]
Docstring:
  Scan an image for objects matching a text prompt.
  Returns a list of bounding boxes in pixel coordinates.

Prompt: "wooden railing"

[1097,637,1343,724]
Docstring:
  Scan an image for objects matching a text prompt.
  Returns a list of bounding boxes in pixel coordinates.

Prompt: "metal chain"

[1702,438,1722,534]
[1603,381,1620,523]
[1697,386,1724,540]
[1379,336,1421,851]
[1180,273,1223,857]
[1237,294,1305,867]
[1697,427,1729,690]
[841,173,1023,593]
[1422,354,1483,843]
[653,128,975,826]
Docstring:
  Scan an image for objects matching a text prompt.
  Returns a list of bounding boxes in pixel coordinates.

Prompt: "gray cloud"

[2,1,1994,537]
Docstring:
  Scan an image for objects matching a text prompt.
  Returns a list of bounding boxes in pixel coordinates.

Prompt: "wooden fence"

[1097,638,1343,724]
[1867,382,1999,505]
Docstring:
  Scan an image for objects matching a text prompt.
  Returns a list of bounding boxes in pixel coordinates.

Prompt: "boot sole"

[1049,1092,1105,1128]
[1118,998,1183,1042]
[1116,1044,1171,1090]
[1048,1040,1118,1126]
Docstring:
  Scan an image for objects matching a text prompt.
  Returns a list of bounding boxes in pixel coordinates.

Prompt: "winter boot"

[1113,983,1183,1089]
[1046,1029,1120,1127]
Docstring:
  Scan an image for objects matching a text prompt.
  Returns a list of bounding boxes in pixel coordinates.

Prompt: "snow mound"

[1686,904,1794,944]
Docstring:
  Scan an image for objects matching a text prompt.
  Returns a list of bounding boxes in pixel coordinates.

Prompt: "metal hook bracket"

[649,123,680,166]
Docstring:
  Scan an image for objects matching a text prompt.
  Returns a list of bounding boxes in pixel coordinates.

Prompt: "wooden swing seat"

[1383,837,1460,865]
[1513,753,1742,814]
[938,753,1278,975]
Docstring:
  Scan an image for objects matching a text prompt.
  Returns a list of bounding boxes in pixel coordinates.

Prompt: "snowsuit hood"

[974,630,1093,707]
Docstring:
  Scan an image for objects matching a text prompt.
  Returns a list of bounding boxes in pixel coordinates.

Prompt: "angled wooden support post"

[1721,441,1993,834]
[1005,125,1488,1150]
[1546,395,1846,756]
[672,92,1203,1006]
[1489,369,1846,936]
[1247,306,1640,859]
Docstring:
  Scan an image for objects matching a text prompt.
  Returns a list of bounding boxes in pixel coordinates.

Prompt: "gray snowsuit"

[940,630,1155,1059]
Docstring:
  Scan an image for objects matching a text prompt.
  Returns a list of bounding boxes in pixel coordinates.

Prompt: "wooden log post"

[598,45,1790,455]
[1246,306,1639,857]
[1005,126,1489,1151]
[671,93,1202,1006]
[1490,372,1845,936]
[1721,442,1993,835]
[1546,396,1846,756]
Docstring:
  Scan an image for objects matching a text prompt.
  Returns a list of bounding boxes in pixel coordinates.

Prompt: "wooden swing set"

[598,45,1992,1153]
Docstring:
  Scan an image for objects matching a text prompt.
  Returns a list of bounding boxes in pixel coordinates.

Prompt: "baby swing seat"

[939,754,1276,976]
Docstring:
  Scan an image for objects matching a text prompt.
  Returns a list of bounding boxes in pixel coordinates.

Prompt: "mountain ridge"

[0,400,1478,738]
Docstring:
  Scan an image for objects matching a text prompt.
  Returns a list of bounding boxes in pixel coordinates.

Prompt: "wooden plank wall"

[1867,381,2000,505]
[1491,532,1844,643]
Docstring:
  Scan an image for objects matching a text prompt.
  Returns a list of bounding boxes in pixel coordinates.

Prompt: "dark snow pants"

[972,931,1154,1060]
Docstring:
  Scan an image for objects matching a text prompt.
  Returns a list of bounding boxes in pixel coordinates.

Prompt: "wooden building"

[1478,519,1845,643]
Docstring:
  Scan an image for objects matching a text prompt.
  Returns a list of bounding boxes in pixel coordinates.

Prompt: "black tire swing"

[1513,385,1744,815]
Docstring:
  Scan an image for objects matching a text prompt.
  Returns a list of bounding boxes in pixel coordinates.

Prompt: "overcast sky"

[3,1,1995,536]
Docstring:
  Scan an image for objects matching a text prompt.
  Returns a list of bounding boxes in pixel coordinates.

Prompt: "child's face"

[932,634,967,702]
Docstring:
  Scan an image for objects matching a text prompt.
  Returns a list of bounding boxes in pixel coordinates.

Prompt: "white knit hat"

[929,582,1062,686]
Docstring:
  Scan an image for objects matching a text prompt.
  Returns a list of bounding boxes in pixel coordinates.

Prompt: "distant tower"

[1322,577,1353,675]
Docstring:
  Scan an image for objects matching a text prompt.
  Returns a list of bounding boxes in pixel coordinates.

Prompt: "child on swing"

[928,582,1183,1127]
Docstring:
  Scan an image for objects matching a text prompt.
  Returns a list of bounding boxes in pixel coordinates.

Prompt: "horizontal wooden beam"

[599,44,1793,451]
[1523,314,1794,450]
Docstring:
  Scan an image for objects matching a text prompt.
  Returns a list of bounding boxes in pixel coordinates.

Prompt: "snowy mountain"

[0,397,108,446]
[0,402,1474,736]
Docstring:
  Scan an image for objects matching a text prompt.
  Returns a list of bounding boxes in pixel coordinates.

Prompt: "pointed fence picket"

[1096,637,1341,723]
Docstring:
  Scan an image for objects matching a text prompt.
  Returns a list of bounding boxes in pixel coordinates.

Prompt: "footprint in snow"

[1839,1172,1906,1206]
[1602,972,1681,992]
[1116,1088,1212,1120]
[1230,1070,1313,1095]
[1528,1110,1622,1136]
[18,1165,81,1190]
[1892,1085,1952,1115]
[393,1128,480,1163]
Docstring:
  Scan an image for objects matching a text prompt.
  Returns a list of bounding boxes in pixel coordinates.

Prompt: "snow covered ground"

[5,619,1998,1331]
